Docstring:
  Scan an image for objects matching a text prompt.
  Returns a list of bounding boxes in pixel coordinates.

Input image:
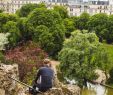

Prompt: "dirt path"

[50,60,60,75]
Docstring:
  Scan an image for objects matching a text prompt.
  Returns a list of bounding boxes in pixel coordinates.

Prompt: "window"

[70,8,73,11]
[52,0,55,2]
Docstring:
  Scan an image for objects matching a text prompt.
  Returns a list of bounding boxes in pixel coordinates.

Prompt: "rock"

[0,89,5,95]
[0,63,81,95]
[95,69,107,84]
[0,63,19,95]
[35,77,81,95]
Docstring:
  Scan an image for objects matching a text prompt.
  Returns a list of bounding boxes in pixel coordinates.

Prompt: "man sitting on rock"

[29,59,54,95]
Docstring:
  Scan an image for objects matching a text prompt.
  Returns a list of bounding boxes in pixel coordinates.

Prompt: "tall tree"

[54,5,69,19]
[76,12,90,30]
[27,8,62,28]
[106,15,113,43]
[63,18,75,37]
[0,13,8,32]
[16,3,46,17]
[58,30,110,86]
[7,14,19,22]
[88,13,108,42]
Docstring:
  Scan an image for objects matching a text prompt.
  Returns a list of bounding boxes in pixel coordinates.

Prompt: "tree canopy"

[58,30,110,86]
[16,3,46,17]
[54,5,69,19]
[88,13,108,41]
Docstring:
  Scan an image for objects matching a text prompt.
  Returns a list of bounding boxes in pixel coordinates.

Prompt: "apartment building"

[0,0,46,13]
[68,0,113,16]
[0,0,113,16]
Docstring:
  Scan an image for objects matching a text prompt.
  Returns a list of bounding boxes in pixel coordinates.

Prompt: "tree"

[88,13,108,42]
[7,14,19,22]
[28,8,65,58]
[33,25,54,54]
[16,3,46,17]
[3,21,20,47]
[27,8,62,28]
[17,17,31,41]
[0,33,9,61]
[33,24,65,59]
[0,9,3,13]
[97,47,111,80]
[58,30,110,86]
[0,33,9,50]
[63,18,75,37]
[54,5,69,19]
[0,13,8,32]
[76,12,90,30]
[49,24,65,58]
[105,15,113,43]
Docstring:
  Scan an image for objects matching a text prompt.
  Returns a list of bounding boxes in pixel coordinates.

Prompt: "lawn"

[103,43,113,64]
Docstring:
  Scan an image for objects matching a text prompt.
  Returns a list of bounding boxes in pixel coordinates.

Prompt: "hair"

[43,58,51,67]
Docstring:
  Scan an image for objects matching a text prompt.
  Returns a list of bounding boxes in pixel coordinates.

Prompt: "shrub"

[5,41,48,83]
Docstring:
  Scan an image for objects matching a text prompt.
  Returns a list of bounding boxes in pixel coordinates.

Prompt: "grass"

[103,43,113,63]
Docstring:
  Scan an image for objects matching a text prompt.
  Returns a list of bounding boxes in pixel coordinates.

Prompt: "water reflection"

[82,82,113,95]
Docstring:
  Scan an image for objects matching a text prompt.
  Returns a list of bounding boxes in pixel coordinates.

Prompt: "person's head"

[43,58,51,67]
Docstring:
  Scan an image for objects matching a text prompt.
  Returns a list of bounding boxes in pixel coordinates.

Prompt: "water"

[81,82,113,95]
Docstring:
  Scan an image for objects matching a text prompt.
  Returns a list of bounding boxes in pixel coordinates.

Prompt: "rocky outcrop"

[0,63,19,95]
[95,69,108,84]
[0,63,81,95]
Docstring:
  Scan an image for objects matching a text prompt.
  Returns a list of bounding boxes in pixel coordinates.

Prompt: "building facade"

[68,0,113,16]
[0,0,113,16]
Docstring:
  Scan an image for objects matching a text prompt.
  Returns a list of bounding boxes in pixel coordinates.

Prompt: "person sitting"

[29,58,54,95]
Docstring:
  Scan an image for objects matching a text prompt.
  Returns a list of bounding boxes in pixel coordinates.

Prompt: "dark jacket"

[35,67,54,88]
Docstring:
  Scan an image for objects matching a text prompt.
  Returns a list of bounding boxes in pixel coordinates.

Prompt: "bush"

[5,41,48,83]
[3,21,21,47]
[0,52,4,62]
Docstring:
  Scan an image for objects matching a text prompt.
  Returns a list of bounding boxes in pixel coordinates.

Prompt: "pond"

[81,82,113,95]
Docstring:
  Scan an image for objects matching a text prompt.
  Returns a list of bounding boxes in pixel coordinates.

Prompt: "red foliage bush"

[5,41,48,82]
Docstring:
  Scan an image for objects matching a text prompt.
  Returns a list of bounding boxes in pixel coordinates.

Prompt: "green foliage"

[7,14,19,22]
[17,17,31,41]
[50,24,65,59]
[58,30,110,86]
[106,15,113,43]
[16,3,46,17]
[88,13,108,41]
[63,18,75,37]
[103,44,113,63]
[33,24,65,59]
[28,7,65,58]
[101,44,113,80]
[3,21,20,46]
[0,52,4,62]
[0,33,9,50]
[0,13,8,32]
[76,12,90,30]
[5,41,48,82]
[28,8,62,28]
[33,25,54,53]
[108,67,113,84]
[54,5,69,19]
[24,67,37,85]
[0,9,4,13]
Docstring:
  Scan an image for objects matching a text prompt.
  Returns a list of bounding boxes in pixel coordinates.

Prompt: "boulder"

[0,63,19,95]
[0,63,81,95]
